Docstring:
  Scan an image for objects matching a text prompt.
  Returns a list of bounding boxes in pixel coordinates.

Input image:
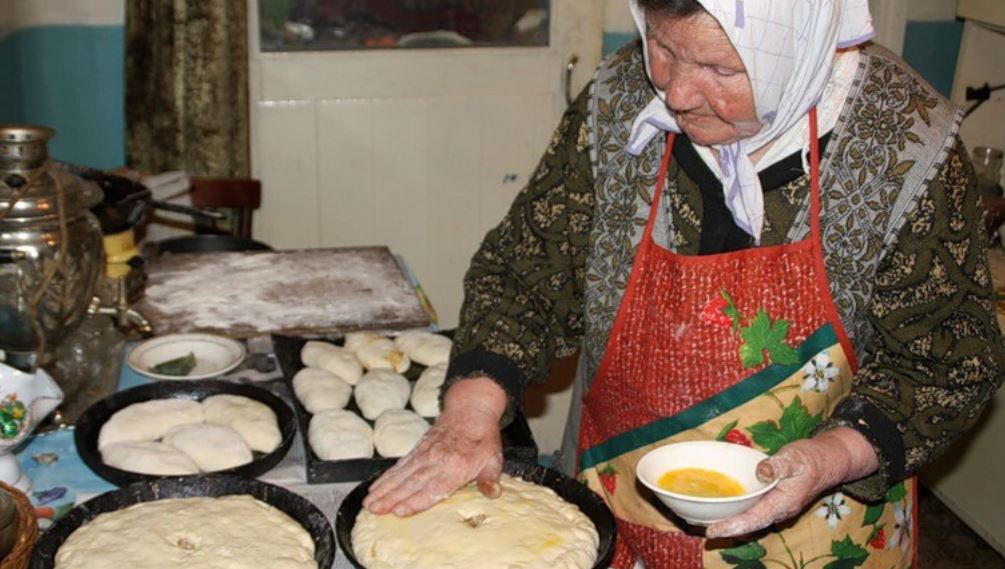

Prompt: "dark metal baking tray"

[30,475,335,569]
[75,379,297,487]
[272,332,538,484]
[335,460,616,569]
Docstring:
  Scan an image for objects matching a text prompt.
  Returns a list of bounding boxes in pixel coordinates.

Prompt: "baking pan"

[272,332,538,484]
[29,475,335,569]
[335,460,616,569]
[75,379,296,486]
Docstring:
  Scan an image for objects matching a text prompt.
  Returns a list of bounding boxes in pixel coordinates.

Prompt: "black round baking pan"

[335,460,616,569]
[29,475,335,569]
[74,379,296,487]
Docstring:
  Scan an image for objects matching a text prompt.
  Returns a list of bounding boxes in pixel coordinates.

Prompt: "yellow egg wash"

[657,468,745,498]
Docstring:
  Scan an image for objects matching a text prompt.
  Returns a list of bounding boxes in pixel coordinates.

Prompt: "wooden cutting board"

[134,247,430,338]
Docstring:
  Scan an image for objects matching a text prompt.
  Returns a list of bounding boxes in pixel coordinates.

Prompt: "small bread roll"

[203,394,282,454]
[300,340,339,368]
[344,331,385,352]
[373,409,430,458]
[315,347,363,385]
[394,330,452,367]
[293,367,353,413]
[356,338,410,374]
[101,441,200,476]
[163,423,253,472]
[354,369,410,420]
[98,399,204,450]
[309,410,374,460]
[410,362,447,418]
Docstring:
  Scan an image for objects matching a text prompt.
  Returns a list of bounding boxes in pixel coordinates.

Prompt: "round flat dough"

[98,399,204,450]
[394,330,452,367]
[101,441,200,476]
[300,340,339,368]
[315,347,363,385]
[293,368,353,413]
[55,496,317,569]
[410,363,447,418]
[308,409,373,460]
[356,338,410,373]
[162,423,253,472]
[202,394,282,454]
[353,370,410,420]
[373,409,429,458]
[352,474,599,569]
[344,331,385,353]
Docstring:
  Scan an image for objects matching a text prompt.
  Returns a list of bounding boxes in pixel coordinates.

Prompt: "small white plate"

[127,334,246,381]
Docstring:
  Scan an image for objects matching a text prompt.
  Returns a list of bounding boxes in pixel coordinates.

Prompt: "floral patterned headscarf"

[627,0,874,243]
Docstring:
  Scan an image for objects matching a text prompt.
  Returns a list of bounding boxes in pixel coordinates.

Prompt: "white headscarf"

[627,0,874,243]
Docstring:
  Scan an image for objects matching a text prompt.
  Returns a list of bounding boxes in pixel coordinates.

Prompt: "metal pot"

[0,125,105,371]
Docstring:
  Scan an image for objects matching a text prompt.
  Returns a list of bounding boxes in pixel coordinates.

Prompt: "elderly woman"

[365,0,1005,566]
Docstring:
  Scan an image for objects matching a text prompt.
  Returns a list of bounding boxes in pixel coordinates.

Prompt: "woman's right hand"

[362,377,508,517]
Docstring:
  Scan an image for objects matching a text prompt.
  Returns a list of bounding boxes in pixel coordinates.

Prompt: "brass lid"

[0,125,103,221]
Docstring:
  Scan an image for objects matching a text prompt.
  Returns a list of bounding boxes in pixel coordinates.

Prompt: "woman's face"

[646,10,761,146]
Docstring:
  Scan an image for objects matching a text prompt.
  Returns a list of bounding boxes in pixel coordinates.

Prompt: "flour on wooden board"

[138,248,428,336]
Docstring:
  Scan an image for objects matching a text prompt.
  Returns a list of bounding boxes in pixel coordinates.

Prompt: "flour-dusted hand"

[706,427,880,539]
[363,378,507,517]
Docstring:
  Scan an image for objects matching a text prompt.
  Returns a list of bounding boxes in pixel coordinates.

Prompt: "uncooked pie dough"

[315,348,364,385]
[356,338,410,374]
[409,363,447,418]
[293,367,353,413]
[372,409,429,458]
[54,495,317,569]
[98,399,204,449]
[300,340,339,368]
[354,370,410,420]
[309,409,374,460]
[394,330,452,367]
[162,423,253,472]
[100,441,200,476]
[352,474,599,569]
[203,394,282,453]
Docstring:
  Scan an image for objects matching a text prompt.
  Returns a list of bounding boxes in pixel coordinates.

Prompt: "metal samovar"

[0,125,105,371]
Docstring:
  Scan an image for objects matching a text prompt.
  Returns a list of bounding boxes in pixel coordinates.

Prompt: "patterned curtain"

[125,1,250,177]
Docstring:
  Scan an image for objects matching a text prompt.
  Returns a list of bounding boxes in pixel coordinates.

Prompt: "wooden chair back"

[189,177,262,239]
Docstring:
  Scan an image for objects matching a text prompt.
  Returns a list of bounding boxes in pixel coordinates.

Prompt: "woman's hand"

[705,427,879,538]
[362,378,507,517]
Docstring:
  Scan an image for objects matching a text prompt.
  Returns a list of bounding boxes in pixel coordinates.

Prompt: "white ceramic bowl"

[127,333,246,381]
[636,440,779,526]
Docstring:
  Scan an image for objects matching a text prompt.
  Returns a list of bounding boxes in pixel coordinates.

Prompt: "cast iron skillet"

[336,460,616,569]
[29,475,335,569]
[75,379,296,487]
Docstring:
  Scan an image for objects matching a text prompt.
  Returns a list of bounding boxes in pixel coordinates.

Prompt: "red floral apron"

[577,111,918,568]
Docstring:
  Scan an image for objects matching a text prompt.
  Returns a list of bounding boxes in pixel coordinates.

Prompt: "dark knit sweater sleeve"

[442,85,596,425]
[819,139,1005,501]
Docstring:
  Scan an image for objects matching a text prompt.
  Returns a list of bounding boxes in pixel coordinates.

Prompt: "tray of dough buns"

[272,329,538,484]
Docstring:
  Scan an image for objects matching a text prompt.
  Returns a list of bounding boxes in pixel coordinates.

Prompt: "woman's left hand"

[705,427,879,539]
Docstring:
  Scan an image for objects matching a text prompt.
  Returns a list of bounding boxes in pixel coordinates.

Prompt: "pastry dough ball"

[203,394,282,453]
[309,410,374,460]
[354,370,411,420]
[344,331,385,353]
[356,338,410,373]
[394,330,452,367]
[98,399,204,450]
[101,441,200,476]
[315,348,363,385]
[162,423,253,472]
[410,363,447,418]
[293,368,353,413]
[300,340,339,368]
[373,409,430,458]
